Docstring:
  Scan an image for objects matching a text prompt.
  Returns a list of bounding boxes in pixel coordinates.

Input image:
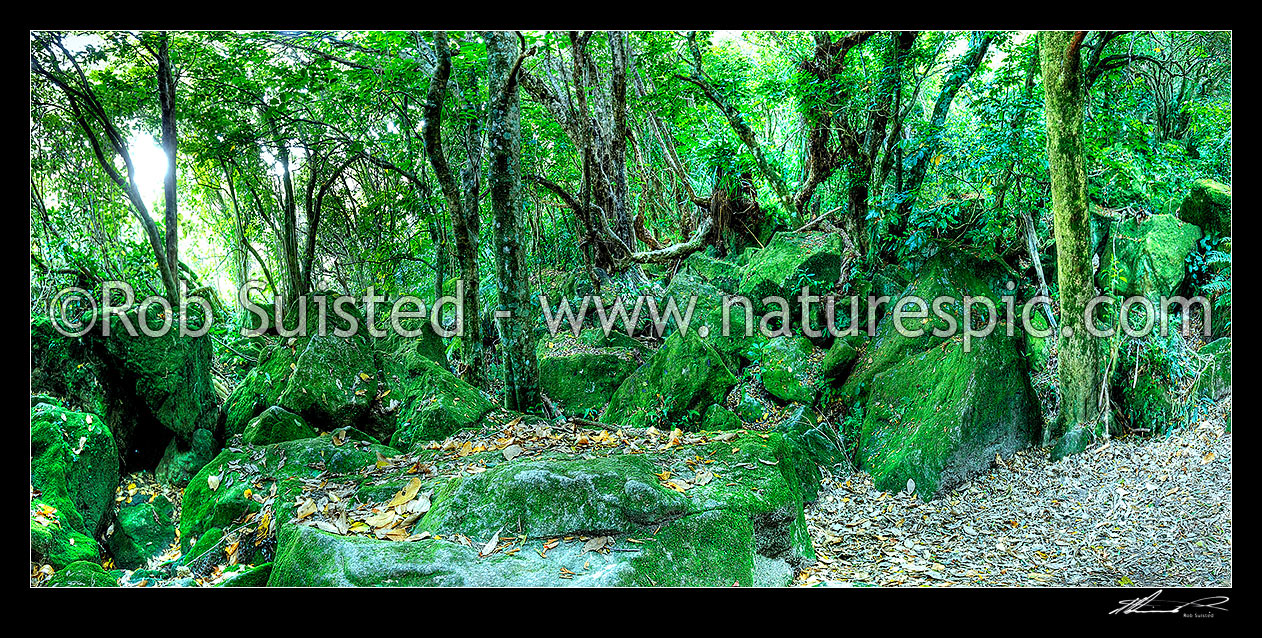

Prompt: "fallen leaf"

[480,527,503,557]
[388,477,423,508]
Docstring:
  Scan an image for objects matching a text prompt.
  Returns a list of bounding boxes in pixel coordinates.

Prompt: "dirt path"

[797,406,1232,587]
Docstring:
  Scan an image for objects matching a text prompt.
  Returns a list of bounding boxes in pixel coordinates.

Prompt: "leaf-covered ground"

[798,397,1232,587]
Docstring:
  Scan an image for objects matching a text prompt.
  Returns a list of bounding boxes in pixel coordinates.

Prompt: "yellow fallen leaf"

[388,477,423,508]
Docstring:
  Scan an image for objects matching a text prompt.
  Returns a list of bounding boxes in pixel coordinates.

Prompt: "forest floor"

[797,397,1232,587]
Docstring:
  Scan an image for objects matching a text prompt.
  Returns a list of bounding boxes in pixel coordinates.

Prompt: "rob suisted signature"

[1111,589,1229,616]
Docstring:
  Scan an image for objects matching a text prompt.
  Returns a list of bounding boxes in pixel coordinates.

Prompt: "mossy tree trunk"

[1040,31,1103,438]
[487,31,541,412]
[423,31,485,389]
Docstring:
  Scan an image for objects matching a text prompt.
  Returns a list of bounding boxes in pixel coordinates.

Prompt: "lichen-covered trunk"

[1040,31,1103,438]
[487,31,541,412]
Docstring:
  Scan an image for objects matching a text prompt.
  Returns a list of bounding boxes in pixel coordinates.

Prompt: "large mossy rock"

[757,336,819,404]
[242,406,318,446]
[98,311,218,437]
[107,490,177,569]
[1097,214,1203,299]
[840,250,1041,499]
[736,231,842,337]
[270,428,817,587]
[155,427,219,486]
[601,330,739,430]
[46,560,118,587]
[736,232,843,305]
[1196,338,1232,400]
[180,435,401,553]
[30,314,109,420]
[222,332,388,440]
[31,404,119,568]
[681,252,741,292]
[536,330,645,416]
[820,334,862,382]
[1180,179,1231,237]
[221,344,296,437]
[385,345,497,452]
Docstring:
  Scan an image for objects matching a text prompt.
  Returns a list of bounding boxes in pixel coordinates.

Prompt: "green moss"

[417,455,690,539]
[270,429,817,587]
[536,333,643,415]
[218,562,273,587]
[820,335,861,382]
[107,493,177,569]
[736,232,842,312]
[222,345,297,437]
[1180,179,1231,237]
[602,330,738,430]
[682,252,741,292]
[1097,214,1203,299]
[46,560,118,587]
[385,349,496,451]
[277,332,384,434]
[243,406,317,445]
[31,512,99,569]
[156,427,219,486]
[758,336,817,404]
[701,404,742,431]
[840,250,1041,499]
[97,310,218,436]
[184,526,225,572]
[30,405,118,542]
[180,436,398,550]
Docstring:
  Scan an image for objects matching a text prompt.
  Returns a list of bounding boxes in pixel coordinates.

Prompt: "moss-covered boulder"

[682,252,741,292]
[602,330,739,430]
[700,404,742,431]
[218,562,273,587]
[31,511,99,569]
[1196,338,1231,400]
[757,336,818,404]
[31,405,118,568]
[536,331,644,416]
[737,232,842,304]
[222,330,389,441]
[385,346,497,452]
[155,427,219,486]
[658,272,757,366]
[180,435,400,553]
[97,311,218,437]
[736,231,842,334]
[45,560,118,587]
[840,250,1041,499]
[820,334,862,382]
[242,406,317,446]
[106,491,177,569]
[1180,179,1231,237]
[271,428,817,587]
[1097,214,1203,299]
[276,332,387,434]
[30,314,109,421]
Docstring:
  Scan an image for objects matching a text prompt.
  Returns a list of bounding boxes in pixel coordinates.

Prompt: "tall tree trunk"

[1040,31,1103,439]
[156,33,181,303]
[423,31,485,388]
[487,31,541,412]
